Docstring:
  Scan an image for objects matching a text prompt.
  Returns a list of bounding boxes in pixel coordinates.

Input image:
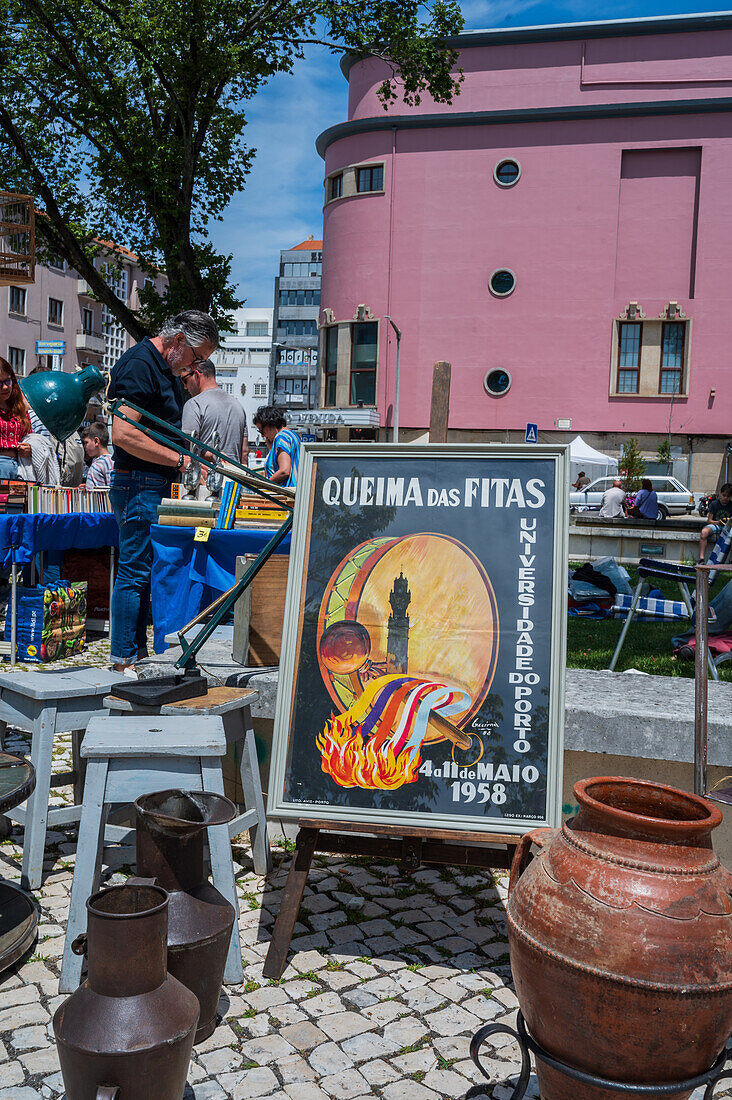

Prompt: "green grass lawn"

[566,564,732,681]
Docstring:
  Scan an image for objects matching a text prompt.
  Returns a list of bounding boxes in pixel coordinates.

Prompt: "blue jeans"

[109,468,169,663]
[0,457,18,480]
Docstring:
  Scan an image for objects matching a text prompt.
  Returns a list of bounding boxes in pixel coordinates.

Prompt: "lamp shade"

[20,365,105,441]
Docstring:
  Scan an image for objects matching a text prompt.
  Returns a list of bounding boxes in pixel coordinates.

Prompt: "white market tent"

[569,435,618,485]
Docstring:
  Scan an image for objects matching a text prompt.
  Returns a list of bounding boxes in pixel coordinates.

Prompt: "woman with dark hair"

[625,478,659,520]
[253,405,301,488]
[0,357,31,479]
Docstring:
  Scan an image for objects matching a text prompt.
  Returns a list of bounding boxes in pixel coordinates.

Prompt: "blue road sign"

[525,423,538,444]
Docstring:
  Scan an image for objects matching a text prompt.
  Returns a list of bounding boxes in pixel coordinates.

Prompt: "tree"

[619,437,646,492]
[0,0,464,339]
[656,437,672,473]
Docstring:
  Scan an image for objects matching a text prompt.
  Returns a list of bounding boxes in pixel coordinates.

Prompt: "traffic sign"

[525,423,538,444]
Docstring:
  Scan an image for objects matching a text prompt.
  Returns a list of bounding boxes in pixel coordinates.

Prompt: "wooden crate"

[232,554,289,666]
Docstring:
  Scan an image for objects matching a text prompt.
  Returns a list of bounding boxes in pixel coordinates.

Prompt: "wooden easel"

[263,820,521,978]
[263,363,526,978]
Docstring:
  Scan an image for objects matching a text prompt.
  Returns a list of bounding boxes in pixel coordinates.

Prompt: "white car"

[570,476,695,520]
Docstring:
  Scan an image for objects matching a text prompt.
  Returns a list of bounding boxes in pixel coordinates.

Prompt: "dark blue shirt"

[108,338,184,478]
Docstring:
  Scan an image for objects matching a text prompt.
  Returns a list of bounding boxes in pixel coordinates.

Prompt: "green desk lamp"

[20,364,105,441]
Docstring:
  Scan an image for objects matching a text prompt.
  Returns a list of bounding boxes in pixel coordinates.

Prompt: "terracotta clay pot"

[53,882,199,1100]
[507,776,732,1100]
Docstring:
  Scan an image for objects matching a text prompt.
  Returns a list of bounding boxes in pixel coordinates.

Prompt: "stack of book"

[0,480,28,515]
[235,492,290,528]
[27,486,112,514]
[156,498,220,528]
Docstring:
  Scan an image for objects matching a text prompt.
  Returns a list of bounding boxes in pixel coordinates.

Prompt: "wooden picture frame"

[268,443,569,835]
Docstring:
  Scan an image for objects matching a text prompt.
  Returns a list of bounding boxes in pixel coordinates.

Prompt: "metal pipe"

[694,564,709,796]
[110,399,294,507]
[10,560,16,668]
[384,316,402,443]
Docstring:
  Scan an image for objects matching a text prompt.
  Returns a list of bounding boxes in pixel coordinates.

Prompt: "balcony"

[76,330,106,354]
[77,279,94,297]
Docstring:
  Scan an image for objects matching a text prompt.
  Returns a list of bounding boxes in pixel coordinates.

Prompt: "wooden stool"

[59,714,243,993]
[104,686,271,876]
[0,668,126,890]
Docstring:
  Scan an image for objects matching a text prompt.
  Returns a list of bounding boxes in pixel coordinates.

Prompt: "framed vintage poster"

[268,444,569,835]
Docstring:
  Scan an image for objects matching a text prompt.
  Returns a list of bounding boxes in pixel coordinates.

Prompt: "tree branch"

[0,105,147,339]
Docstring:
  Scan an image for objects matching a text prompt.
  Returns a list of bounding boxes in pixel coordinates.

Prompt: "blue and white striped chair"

[609,523,732,678]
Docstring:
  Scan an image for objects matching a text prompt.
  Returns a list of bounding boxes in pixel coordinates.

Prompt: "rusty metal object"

[53,882,199,1100]
[507,776,732,1100]
[135,790,236,1043]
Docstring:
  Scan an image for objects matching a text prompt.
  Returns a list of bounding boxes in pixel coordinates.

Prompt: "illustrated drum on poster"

[316,534,499,790]
[269,446,569,835]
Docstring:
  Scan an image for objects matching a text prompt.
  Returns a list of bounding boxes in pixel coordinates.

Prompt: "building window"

[489,269,516,297]
[660,322,684,394]
[279,289,320,306]
[324,326,338,407]
[494,159,521,187]
[278,320,318,337]
[246,321,269,336]
[328,173,343,201]
[281,261,322,277]
[8,286,26,316]
[356,165,384,193]
[48,297,64,326]
[484,368,512,396]
[350,322,377,405]
[82,307,94,335]
[7,347,25,374]
[48,253,66,271]
[617,323,641,393]
[253,382,267,397]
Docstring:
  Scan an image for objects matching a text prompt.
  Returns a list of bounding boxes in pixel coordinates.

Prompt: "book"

[157,515,217,528]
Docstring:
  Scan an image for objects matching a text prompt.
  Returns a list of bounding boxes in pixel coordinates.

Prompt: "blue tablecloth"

[150,524,291,652]
[0,513,119,569]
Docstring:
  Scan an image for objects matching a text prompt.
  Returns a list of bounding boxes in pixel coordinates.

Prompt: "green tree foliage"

[619,437,646,491]
[0,0,464,339]
[656,437,672,472]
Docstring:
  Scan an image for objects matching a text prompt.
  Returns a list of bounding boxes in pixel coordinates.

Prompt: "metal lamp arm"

[110,398,294,510]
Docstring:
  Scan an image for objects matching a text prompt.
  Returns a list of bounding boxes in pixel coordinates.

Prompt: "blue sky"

[208,2,732,307]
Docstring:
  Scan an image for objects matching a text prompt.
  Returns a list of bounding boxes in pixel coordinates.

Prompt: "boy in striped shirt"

[81,423,114,488]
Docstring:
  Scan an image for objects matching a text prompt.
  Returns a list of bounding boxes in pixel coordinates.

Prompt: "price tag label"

[194,526,211,542]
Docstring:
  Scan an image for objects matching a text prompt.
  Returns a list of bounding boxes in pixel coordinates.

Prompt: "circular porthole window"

[494,159,521,187]
[484,369,512,397]
[489,269,516,297]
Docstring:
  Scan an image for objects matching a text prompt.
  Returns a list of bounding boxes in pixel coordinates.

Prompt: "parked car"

[570,476,695,520]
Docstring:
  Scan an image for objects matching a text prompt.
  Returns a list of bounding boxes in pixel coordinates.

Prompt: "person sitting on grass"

[81,423,114,488]
[698,482,732,563]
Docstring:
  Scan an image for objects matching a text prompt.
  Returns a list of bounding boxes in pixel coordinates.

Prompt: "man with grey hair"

[107,309,218,674]
[182,358,248,465]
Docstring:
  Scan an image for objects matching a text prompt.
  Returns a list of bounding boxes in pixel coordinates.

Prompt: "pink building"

[317,12,732,488]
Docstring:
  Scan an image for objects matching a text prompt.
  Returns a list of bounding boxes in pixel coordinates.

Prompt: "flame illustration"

[316,713,422,790]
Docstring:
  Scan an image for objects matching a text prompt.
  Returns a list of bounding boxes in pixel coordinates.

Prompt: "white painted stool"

[0,668,126,890]
[59,714,243,993]
[104,686,272,876]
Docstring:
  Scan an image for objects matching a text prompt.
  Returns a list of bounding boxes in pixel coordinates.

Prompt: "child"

[81,423,113,488]
[698,483,732,562]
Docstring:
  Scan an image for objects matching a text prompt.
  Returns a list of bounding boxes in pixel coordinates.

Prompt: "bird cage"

[0,193,35,286]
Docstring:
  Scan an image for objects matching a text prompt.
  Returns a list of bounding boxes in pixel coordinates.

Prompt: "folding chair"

[609,523,732,678]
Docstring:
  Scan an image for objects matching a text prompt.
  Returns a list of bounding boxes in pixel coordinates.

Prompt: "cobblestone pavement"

[0,656,729,1099]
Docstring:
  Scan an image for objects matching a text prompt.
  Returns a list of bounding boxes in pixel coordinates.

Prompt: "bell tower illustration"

[386,571,411,673]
